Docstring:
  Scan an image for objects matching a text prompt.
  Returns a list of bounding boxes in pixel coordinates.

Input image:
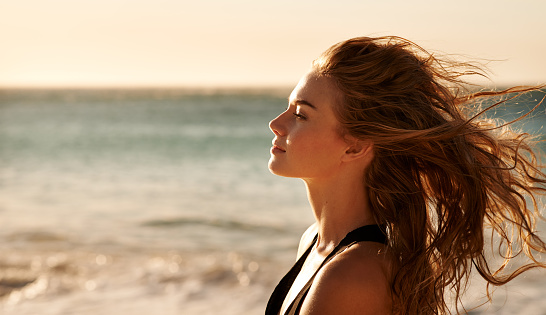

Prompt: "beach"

[1,88,545,314]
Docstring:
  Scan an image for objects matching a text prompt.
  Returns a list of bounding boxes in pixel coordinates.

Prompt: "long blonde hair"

[313,36,546,314]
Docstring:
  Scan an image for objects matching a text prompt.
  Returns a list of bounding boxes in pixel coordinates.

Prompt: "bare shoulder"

[301,242,394,315]
[297,223,318,258]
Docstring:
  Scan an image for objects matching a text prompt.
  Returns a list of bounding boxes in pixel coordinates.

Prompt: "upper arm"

[300,244,393,315]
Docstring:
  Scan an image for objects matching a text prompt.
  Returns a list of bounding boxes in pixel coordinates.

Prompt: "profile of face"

[268,70,352,180]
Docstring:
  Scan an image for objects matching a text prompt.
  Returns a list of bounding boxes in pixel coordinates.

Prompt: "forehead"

[289,70,342,108]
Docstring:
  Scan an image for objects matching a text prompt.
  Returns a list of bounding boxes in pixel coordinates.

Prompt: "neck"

[303,172,375,255]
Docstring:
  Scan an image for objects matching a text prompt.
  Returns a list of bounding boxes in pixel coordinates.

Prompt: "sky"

[0,0,545,88]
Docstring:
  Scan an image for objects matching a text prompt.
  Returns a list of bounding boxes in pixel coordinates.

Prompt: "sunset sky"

[1,0,545,88]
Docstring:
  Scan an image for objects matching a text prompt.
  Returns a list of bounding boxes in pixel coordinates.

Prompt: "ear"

[341,139,374,163]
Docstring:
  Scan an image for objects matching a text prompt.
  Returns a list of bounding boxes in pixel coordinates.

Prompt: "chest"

[279,249,325,315]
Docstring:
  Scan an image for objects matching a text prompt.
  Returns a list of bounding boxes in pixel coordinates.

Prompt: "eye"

[286,103,307,120]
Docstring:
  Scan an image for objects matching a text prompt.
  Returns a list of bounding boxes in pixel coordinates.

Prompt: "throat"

[303,176,375,250]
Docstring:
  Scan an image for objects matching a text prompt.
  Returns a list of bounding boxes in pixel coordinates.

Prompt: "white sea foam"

[0,243,293,315]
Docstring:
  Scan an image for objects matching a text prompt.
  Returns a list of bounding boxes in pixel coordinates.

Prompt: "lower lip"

[271,146,285,154]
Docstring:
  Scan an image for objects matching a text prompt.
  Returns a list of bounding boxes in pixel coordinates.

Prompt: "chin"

[268,165,300,178]
[268,159,280,175]
[268,158,289,177]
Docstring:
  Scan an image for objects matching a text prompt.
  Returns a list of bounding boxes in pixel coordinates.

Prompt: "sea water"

[0,88,545,314]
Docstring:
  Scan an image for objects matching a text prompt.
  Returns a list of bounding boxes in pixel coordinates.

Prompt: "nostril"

[269,117,281,135]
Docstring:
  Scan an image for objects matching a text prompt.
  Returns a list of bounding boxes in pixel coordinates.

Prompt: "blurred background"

[1,1,545,314]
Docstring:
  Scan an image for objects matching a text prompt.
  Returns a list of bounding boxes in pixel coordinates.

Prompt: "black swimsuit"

[265,224,387,315]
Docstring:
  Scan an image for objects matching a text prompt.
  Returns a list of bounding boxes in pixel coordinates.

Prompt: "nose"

[269,113,284,136]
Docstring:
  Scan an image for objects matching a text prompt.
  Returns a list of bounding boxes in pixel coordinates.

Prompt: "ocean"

[1,88,545,314]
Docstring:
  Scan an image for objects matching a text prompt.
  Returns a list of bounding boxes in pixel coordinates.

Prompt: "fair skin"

[269,70,393,314]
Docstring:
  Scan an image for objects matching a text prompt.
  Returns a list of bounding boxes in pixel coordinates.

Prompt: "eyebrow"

[289,99,318,110]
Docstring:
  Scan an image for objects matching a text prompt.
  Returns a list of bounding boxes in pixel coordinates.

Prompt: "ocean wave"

[0,245,289,315]
[140,216,286,234]
[6,231,68,243]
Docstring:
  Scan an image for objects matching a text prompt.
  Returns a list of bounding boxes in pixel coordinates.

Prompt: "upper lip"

[272,140,286,151]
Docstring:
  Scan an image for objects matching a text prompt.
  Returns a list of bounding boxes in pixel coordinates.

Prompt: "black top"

[265,224,388,315]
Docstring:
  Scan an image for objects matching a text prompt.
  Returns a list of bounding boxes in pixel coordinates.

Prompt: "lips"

[271,140,286,152]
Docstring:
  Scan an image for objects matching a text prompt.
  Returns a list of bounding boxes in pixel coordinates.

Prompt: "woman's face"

[268,70,350,180]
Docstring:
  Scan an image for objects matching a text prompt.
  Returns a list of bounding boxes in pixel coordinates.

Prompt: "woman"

[265,36,546,314]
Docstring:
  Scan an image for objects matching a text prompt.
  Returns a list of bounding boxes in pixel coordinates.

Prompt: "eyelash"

[293,112,306,120]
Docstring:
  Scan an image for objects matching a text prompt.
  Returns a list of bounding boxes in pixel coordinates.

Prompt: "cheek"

[269,127,346,178]
[291,129,344,163]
